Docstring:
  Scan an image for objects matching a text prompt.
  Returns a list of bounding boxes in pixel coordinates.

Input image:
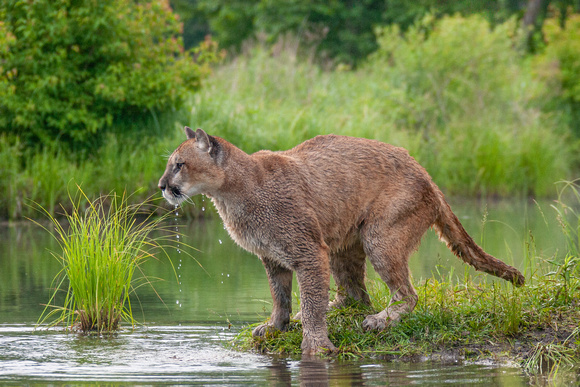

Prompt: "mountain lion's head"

[158,127,225,206]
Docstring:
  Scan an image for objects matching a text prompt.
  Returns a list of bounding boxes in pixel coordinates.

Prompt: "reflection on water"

[0,324,528,385]
[0,198,570,384]
[0,324,268,384]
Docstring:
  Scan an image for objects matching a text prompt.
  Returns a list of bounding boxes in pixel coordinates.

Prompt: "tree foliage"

[0,0,219,151]
[192,0,530,67]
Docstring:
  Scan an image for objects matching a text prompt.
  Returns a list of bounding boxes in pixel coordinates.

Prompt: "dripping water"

[174,204,182,308]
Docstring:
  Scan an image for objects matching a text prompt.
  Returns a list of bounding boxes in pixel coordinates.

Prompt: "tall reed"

[35,187,177,333]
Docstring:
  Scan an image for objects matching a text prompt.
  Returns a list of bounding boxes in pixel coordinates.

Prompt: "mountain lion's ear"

[195,128,212,153]
[185,126,196,140]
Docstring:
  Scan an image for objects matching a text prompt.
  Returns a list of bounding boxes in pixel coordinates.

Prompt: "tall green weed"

[188,16,572,197]
[35,188,177,333]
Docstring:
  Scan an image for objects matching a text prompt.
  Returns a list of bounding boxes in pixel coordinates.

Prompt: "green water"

[0,198,572,385]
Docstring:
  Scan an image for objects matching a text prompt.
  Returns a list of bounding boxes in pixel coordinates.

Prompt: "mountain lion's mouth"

[170,186,182,197]
[162,185,186,205]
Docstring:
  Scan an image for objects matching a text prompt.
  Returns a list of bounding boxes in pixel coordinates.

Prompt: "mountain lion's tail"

[432,189,525,286]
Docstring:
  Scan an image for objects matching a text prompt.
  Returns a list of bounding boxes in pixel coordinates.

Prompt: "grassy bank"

[233,251,580,380]
[234,270,579,366]
[1,15,578,220]
[233,182,580,375]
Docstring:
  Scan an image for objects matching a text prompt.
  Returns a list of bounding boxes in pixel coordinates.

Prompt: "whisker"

[161,150,173,160]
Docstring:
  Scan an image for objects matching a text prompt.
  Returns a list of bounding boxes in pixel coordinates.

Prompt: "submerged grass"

[33,186,180,333]
[233,182,580,374]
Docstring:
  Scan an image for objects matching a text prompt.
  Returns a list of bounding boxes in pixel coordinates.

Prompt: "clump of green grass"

[34,187,177,333]
[523,341,577,375]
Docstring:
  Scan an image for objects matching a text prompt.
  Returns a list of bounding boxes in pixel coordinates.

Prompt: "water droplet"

[173,205,183,308]
[227,274,230,277]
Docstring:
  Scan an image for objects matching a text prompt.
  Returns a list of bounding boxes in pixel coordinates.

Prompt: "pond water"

[0,198,572,385]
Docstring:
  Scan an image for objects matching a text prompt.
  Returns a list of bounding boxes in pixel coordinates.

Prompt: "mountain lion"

[158,127,525,355]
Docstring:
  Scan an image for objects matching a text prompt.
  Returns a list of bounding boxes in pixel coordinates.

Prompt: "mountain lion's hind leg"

[329,242,371,309]
[360,207,434,330]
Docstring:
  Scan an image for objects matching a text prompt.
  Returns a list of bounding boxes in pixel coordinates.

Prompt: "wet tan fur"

[158,127,525,355]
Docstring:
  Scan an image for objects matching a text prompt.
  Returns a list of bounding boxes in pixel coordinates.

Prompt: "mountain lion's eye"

[176,162,184,170]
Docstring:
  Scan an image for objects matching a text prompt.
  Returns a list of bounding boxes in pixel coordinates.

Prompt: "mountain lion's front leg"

[252,256,293,337]
[295,246,337,355]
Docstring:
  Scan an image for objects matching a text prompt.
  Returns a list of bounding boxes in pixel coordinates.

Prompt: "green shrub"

[368,14,571,196]
[0,0,218,151]
[0,21,15,126]
[371,15,523,133]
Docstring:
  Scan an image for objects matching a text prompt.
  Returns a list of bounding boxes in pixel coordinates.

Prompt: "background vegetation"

[180,0,580,64]
[1,1,580,219]
[0,0,221,153]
